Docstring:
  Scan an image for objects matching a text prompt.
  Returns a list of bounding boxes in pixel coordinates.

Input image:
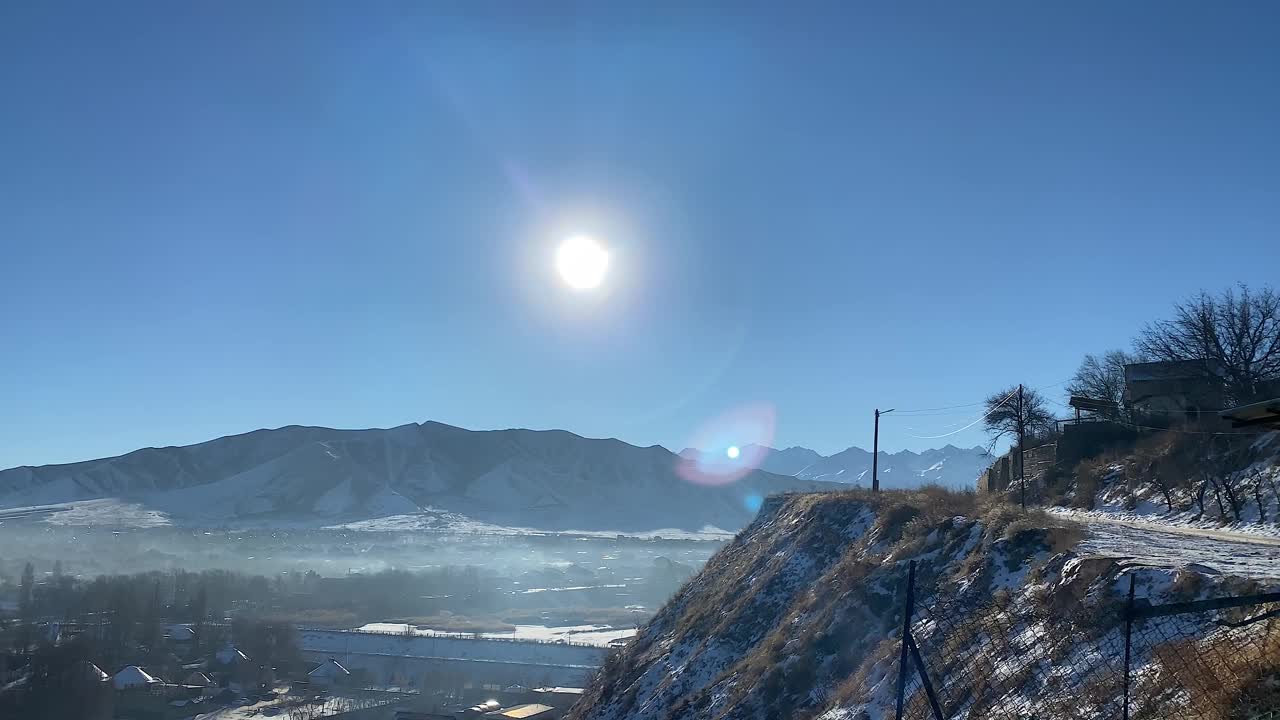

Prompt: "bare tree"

[1250,467,1267,523]
[982,385,1056,449]
[1135,284,1280,404]
[1139,444,1178,512]
[1065,350,1143,419]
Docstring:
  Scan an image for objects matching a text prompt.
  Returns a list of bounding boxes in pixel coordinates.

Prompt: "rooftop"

[1124,359,1222,382]
[489,704,555,719]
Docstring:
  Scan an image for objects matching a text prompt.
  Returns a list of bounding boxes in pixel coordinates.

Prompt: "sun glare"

[556,235,609,290]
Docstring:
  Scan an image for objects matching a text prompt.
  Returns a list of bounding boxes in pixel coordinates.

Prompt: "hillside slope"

[569,490,1280,720]
[0,422,835,532]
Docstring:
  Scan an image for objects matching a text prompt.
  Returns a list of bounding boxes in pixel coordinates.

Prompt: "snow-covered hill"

[0,422,837,532]
[728,443,994,489]
[568,490,1280,720]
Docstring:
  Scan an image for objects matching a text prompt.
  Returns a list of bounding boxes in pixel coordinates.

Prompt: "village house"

[111,665,162,691]
[307,657,352,687]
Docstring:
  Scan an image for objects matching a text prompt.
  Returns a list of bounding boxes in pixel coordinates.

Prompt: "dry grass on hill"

[571,486,1084,720]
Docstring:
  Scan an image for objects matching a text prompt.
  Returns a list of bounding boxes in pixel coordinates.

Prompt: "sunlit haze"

[2,3,1278,469]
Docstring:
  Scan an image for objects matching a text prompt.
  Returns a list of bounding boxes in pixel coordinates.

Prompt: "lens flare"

[675,403,776,486]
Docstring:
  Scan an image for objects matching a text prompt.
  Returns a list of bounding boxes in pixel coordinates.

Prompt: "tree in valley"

[18,562,35,617]
[1135,284,1280,404]
[190,584,208,654]
[232,617,302,673]
[4,637,114,720]
[141,580,163,649]
[15,562,36,651]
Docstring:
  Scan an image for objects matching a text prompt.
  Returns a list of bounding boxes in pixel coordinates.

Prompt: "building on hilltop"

[1124,359,1226,420]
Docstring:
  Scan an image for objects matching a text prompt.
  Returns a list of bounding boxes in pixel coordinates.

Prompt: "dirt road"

[1064,512,1280,580]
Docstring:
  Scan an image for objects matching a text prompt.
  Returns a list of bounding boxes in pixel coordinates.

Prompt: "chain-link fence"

[892,561,1280,720]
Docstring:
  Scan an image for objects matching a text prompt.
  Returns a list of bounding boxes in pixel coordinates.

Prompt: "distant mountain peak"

[750,443,991,490]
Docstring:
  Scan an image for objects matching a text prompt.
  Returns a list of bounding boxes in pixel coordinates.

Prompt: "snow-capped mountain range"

[684,443,993,490]
[0,422,839,533]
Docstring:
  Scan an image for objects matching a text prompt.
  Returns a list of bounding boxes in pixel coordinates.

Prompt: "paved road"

[1068,513,1280,580]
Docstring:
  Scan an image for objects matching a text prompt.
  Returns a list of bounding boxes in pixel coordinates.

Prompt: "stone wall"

[977,443,1056,493]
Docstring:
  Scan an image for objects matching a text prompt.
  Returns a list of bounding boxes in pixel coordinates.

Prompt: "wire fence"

[892,561,1280,720]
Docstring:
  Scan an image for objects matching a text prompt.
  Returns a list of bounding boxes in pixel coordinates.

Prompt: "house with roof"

[307,658,351,686]
[112,665,162,691]
[1124,359,1226,419]
[214,645,250,666]
[183,671,214,688]
[68,660,110,685]
[164,624,197,643]
[530,686,584,710]
[485,703,557,719]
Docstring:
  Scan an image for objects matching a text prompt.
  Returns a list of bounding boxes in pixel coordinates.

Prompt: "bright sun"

[556,235,609,290]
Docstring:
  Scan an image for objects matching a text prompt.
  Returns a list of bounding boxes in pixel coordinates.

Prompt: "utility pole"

[1017,384,1026,510]
[873,408,894,492]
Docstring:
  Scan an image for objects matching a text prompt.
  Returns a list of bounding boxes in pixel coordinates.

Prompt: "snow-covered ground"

[0,498,173,528]
[330,513,734,541]
[1072,512,1280,580]
[186,686,402,720]
[354,622,637,647]
[299,627,609,688]
[0,494,734,545]
[1055,502,1280,540]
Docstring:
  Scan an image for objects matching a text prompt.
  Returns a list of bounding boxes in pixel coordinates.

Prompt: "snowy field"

[298,628,608,687]
[0,496,723,585]
[354,622,637,647]
[0,497,734,541]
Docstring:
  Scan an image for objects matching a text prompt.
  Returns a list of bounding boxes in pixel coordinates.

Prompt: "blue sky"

[2,2,1278,469]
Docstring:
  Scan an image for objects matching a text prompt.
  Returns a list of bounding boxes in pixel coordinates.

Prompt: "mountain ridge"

[681,442,993,490]
[0,421,838,533]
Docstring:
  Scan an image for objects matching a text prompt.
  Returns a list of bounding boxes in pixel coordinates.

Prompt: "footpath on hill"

[1053,509,1280,580]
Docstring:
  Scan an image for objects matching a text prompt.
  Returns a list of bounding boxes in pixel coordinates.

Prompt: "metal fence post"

[907,632,946,720]
[1123,574,1135,720]
[895,560,917,720]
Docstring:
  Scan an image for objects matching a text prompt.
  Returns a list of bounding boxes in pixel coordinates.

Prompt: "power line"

[1032,377,1074,392]
[904,388,1019,440]
[891,378,1074,416]
[892,400,988,415]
